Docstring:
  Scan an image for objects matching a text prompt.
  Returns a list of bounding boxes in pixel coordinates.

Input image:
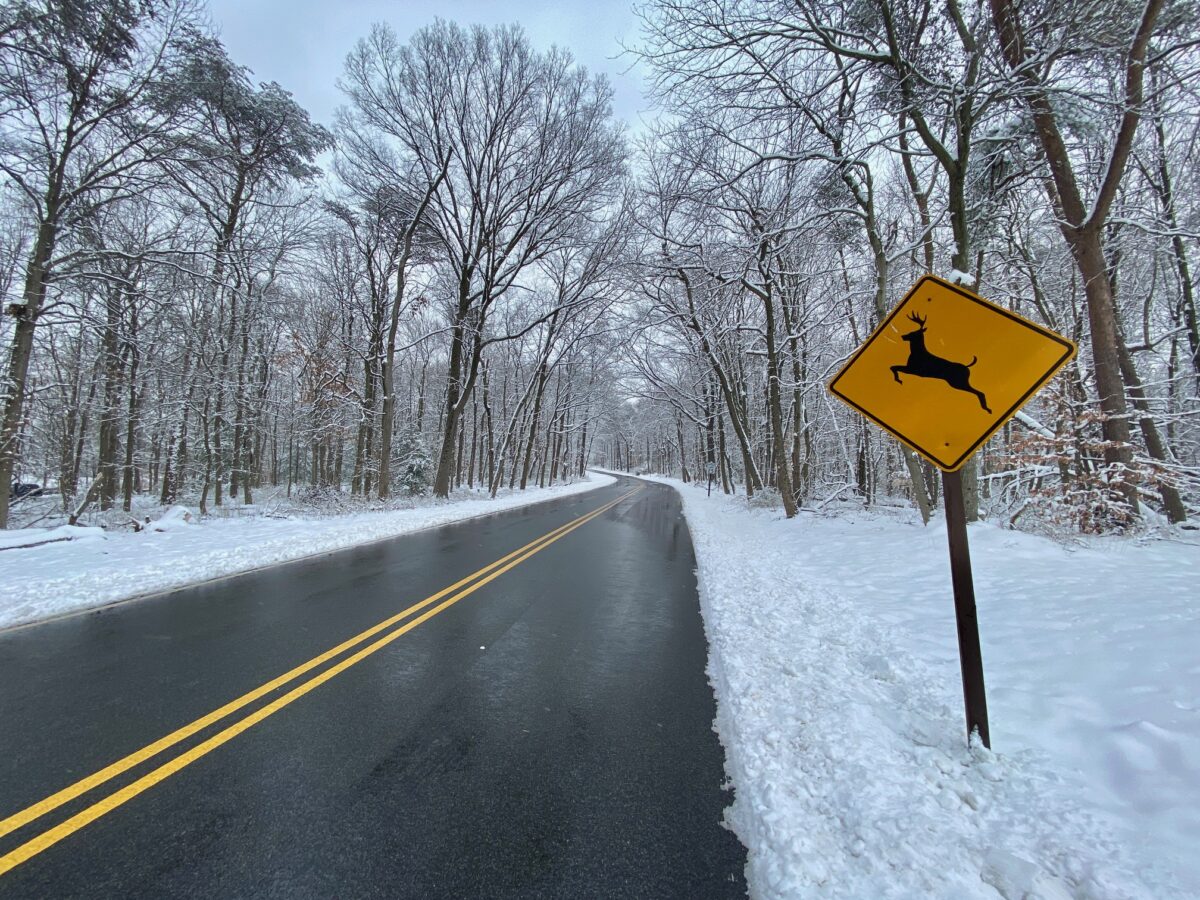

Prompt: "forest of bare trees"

[0,2,630,529]
[2,0,1198,534]
[617,0,1200,531]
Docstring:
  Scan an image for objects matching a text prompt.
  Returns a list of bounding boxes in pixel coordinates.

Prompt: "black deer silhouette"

[891,311,991,412]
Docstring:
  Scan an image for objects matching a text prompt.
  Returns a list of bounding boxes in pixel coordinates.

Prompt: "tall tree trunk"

[230,324,250,501]
[414,363,427,433]
[66,359,98,509]
[576,418,588,477]
[780,289,807,500]
[0,215,57,528]
[375,170,444,498]
[1109,296,1188,523]
[377,353,397,500]
[98,284,123,511]
[755,258,797,517]
[681,271,763,496]
[200,397,213,516]
[1149,92,1200,386]
[989,0,1162,515]
[467,398,478,489]
[675,415,690,483]
[432,318,467,498]
[520,364,550,491]
[166,352,196,506]
[483,368,497,488]
[859,166,936,523]
[455,414,467,489]
[121,313,141,513]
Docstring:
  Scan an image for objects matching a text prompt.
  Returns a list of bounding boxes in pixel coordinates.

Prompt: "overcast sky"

[206,0,652,131]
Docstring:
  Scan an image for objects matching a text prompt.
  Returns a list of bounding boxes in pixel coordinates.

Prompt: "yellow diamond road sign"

[828,275,1076,471]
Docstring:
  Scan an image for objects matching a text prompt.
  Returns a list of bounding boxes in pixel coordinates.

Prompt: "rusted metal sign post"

[941,468,990,746]
[827,275,1076,748]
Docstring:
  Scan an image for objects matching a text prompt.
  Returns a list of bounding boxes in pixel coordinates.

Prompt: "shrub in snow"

[295,485,345,507]
[746,487,782,510]
[392,428,432,496]
[992,398,1154,534]
[150,506,194,531]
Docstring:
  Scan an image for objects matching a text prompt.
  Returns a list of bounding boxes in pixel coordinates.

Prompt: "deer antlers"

[907,311,927,329]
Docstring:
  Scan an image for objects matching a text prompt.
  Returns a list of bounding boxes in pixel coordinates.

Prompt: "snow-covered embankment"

[0,474,614,631]
[651,476,1198,899]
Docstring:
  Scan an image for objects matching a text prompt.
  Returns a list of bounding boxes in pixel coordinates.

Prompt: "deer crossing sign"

[828,275,1076,471]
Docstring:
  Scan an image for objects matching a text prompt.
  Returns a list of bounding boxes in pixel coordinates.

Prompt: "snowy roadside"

[0,474,615,632]
[644,475,1198,899]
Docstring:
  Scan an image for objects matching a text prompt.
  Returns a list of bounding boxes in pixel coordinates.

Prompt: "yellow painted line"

[0,486,638,848]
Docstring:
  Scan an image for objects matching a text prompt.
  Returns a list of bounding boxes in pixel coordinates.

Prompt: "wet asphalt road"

[0,476,746,898]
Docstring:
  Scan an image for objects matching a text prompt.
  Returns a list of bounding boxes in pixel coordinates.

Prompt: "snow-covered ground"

[644,475,1198,900]
[5,469,1194,897]
[0,475,614,631]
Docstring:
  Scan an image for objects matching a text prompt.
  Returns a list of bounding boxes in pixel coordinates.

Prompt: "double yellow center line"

[0,485,639,877]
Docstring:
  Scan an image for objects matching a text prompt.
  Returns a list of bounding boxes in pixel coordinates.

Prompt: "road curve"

[0,476,746,898]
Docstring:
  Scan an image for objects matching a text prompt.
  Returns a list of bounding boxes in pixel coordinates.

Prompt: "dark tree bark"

[989,0,1164,514]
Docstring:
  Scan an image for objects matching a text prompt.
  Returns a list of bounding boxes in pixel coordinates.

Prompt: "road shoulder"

[0,475,615,632]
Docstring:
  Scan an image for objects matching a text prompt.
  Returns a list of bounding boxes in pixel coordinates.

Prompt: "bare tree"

[0,0,203,526]
[988,0,1178,518]
[342,21,626,497]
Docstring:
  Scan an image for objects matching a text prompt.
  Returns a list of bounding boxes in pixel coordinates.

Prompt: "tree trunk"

[433,314,472,498]
[519,364,550,491]
[1076,235,1140,509]
[1149,99,1200,386]
[1114,319,1187,522]
[757,265,797,518]
[122,316,141,513]
[989,0,1161,515]
[98,284,123,511]
[0,217,56,528]
[166,352,196,506]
